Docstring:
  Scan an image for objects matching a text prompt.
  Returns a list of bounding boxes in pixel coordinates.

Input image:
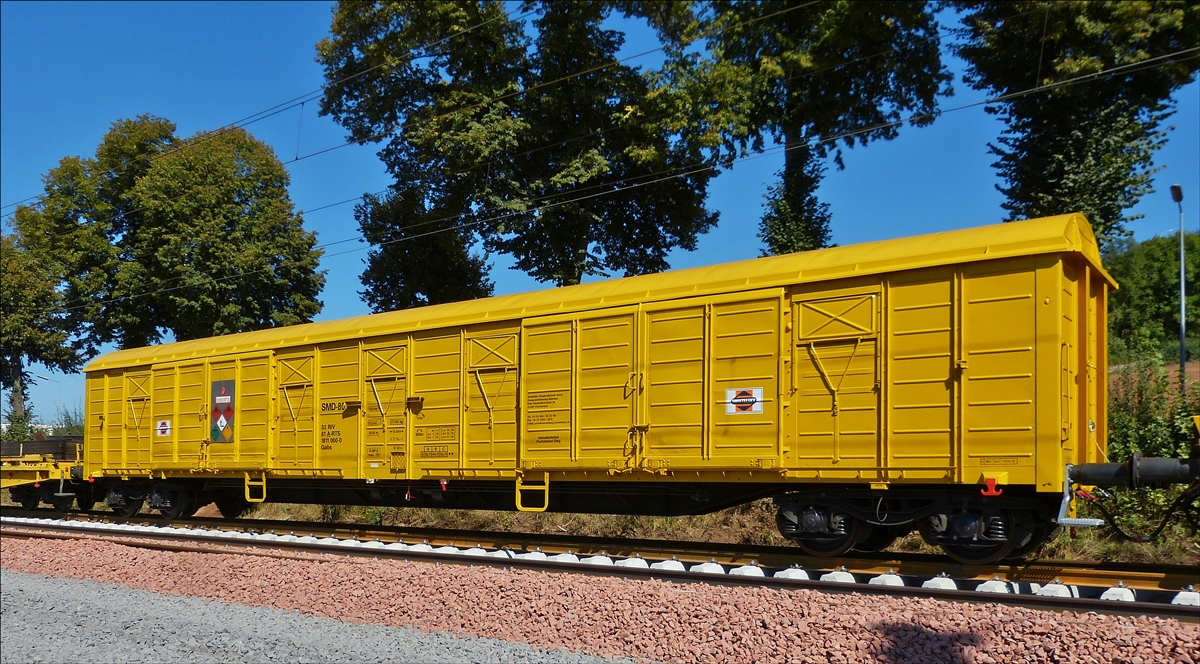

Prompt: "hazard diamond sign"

[726,387,764,415]
[211,380,235,443]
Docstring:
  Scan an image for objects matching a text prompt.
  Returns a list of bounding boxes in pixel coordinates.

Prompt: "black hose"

[1077,482,1200,543]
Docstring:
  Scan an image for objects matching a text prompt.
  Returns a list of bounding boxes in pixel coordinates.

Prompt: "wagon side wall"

[80,252,1104,496]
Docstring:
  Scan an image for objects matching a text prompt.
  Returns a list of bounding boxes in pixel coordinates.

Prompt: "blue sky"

[2,1,1197,421]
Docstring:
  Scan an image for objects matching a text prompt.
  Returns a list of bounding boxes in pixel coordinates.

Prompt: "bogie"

[777,505,863,556]
[149,486,197,520]
[774,488,1059,562]
[106,486,147,518]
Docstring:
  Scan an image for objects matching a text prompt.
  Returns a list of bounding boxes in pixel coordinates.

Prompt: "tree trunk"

[783,124,809,188]
[9,355,26,420]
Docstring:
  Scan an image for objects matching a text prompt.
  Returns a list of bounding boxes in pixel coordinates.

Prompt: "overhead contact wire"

[0,7,530,214]
[54,47,1200,314]
[43,3,823,307]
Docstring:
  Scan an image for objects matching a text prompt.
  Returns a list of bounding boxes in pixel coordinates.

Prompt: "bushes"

[1107,356,1199,464]
[1069,354,1199,560]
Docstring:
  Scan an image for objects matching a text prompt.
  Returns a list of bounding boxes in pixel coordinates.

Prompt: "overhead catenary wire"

[302,1,1098,228]
[0,5,532,215]
[197,107,677,258]
[3,0,815,241]
[14,1,824,303]
[326,47,1200,254]
[2,1,817,222]
[323,41,1200,245]
[0,1,1108,224]
[53,46,1200,316]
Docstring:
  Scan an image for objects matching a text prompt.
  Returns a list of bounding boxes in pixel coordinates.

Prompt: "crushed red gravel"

[2,536,1195,663]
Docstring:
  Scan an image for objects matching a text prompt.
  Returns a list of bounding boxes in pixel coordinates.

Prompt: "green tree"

[318,0,718,292]
[953,1,1200,246]
[52,402,86,438]
[640,1,950,254]
[758,156,831,256]
[14,116,175,352]
[0,234,81,423]
[356,189,494,310]
[14,116,325,350]
[1105,232,1199,361]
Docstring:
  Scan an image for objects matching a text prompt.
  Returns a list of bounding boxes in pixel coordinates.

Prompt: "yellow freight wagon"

[32,214,1144,562]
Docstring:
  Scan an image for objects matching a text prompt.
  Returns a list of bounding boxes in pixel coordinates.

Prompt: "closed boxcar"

[61,214,1121,562]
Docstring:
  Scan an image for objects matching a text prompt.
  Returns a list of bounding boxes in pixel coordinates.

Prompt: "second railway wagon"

[69,214,1122,562]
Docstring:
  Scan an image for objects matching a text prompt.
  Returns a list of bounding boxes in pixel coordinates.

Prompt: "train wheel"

[75,489,96,512]
[73,485,96,512]
[214,496,250,519]
[939,539,1014,565]
[51,495,74,513]
[19,495,40,511]
[113,498,144,518]
[853,524,912,554]
[919,512,1018,565]
[1005,515,1057,560]
[793,515,862,557]
[157,491,195,520]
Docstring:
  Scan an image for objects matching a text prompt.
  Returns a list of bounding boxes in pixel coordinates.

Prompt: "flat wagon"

[15,213,1197,563]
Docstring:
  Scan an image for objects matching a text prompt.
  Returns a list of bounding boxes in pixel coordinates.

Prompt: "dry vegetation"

[242,498,1200,565]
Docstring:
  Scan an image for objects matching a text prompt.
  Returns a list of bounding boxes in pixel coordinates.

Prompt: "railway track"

[2,507,1197,622]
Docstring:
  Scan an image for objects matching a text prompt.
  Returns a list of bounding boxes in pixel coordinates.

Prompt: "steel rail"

[1,517,1196,623]
[3,509,1197,619]
[3,506,1193,593]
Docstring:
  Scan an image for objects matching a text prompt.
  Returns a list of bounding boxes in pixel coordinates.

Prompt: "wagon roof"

[86,213,1113,372]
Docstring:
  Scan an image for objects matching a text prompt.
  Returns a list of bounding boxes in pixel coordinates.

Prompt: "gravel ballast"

[2,536,1196,663]
[0,567,631,664]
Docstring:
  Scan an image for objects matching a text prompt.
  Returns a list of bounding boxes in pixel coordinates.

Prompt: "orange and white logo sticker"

[725,388,763,415]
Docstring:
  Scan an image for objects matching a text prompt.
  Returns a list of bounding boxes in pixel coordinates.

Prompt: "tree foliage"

[952,1,1200,246]
[0,234,81,419]
[356,190,493,311]
[757,154,831,255]
[317,0,718,292]
[1105,232,1199,361]
[13,116,325,351]
[639,0,950,254]
[1103,233,1197,488]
